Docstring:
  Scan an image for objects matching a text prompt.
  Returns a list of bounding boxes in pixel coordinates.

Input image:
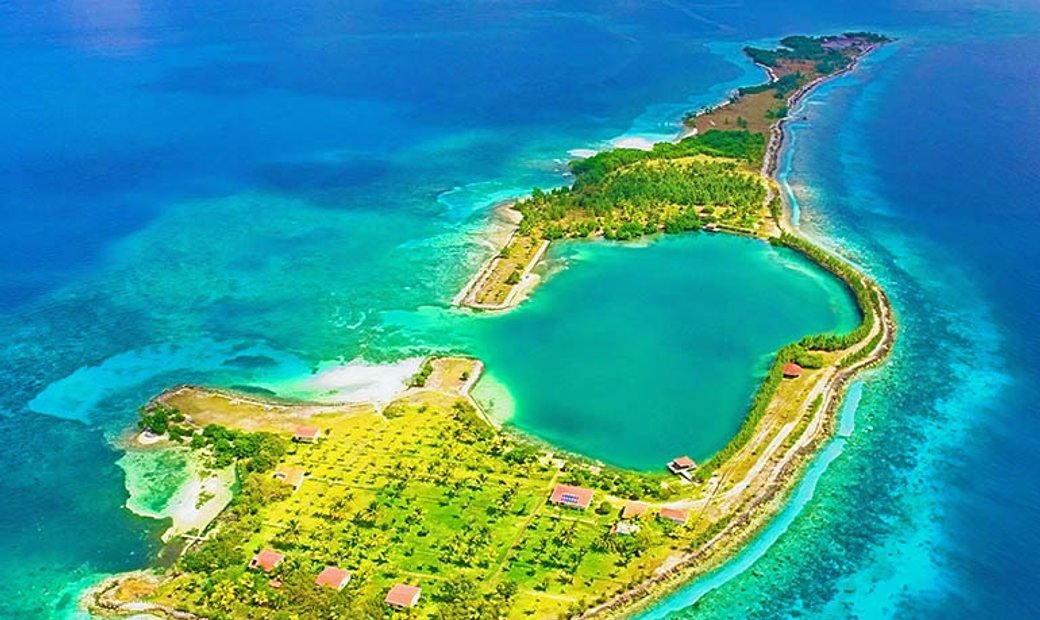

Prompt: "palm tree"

[329,496,350,518]
[559,523,577,546]
[284,518,302,543]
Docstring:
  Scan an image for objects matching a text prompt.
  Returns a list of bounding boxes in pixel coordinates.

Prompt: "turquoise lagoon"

[386,233,860,470]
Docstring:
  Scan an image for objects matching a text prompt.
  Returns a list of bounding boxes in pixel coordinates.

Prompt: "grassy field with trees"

[132,359,715,619]
[122,336,880,618]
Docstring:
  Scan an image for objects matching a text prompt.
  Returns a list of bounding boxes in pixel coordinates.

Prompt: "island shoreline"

[87,36,897,620]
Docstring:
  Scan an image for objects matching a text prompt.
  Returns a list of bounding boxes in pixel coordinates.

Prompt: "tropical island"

[88,33,895,619]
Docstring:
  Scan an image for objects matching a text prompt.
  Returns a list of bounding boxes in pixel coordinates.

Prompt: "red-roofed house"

[385,583,421,609]
[273,466,306,493]
[293,426,321,443]
[249,549,284,572]
[549,484,594,510]
[315,566,352,591]
[659,507,690,526]
[622,501,648,520]
[782,362,804,378]
[668,456,697,478]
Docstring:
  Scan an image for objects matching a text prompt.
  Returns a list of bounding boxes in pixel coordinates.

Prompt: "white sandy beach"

[610,136,657,150]
[568,148,599,158]
[162,468,235,541]
[297,357,424,405]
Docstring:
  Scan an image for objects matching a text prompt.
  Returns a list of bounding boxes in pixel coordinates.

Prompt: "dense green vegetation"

[789,346,825,369]
[138,402,183,436]
[408,358,434,388]
[562,464,673,502]
[568,130,766,186]
[137,402,288,471]
[746,35,839,68]
[745,33,889,74]
[516,131,768,242]
[190,424,289,472]
[843,31,892,43]
[776,233,876,351]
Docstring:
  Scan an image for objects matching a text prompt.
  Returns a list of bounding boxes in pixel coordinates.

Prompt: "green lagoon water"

[385,232,860,470]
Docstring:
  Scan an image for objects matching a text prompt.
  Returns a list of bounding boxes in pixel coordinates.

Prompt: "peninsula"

[88,33,895,619]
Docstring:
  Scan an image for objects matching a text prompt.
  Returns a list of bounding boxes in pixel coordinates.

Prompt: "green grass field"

[143,359,704,619]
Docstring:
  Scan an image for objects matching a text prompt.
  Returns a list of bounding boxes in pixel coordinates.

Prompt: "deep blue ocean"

[1,1,1038,618]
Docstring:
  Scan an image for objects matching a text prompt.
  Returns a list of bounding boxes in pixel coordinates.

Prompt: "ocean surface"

[1,1,1038,618]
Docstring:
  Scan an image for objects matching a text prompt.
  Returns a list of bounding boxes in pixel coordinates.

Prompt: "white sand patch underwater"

[268,357,424,405]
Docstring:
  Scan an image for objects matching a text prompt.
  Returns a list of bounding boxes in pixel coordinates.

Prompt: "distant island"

[88,33,895,619]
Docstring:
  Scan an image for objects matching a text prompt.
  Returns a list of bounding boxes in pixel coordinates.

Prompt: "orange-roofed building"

[782,362,804,378]
[293,426,321,442]
[549,484,594,510]
[668,456,697,478]
[249,549,284,572]
[659,506,690,525]
[273,466,306,493]
[315,566,352,590]
[385,583,421,608]
[622,501,648,520]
